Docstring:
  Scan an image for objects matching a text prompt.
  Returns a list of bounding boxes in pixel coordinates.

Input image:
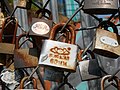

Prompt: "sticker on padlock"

[93,21,120,58]
[29,18,53,39]
[39,23,78,72]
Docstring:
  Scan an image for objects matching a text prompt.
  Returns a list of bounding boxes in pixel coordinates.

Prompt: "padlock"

[29,18,53,39]
[39,23,78,72]
[14,33,38,69]
[101,75,120,90]
[78,50,103,81]
[19,76,37,89]
[83,0,119,14]
[28,8,53,39]
[0,17,18,65]
[17,0,31,10]
[92,21,120,58]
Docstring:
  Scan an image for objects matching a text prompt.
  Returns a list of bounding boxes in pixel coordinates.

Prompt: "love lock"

[14,33,38,69]
[19,76,37,89]
[83,0,118,14]
[39,23,78,72]
[78,50,103,81]
[29,8,53,39]
[101,75,120,90]
[0,17,18,65]
[92,21,120,58]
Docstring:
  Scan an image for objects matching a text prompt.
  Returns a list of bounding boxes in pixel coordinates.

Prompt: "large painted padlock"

[14,33,38,69]
[17,0,31,10]
[78,50,103,81]
[83,0,119,14]
[39,23,78,72]
[19,76,37,89]
[93,21,120,58]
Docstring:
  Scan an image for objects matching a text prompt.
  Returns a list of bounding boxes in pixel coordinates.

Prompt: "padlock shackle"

[101,75,120,90]
[16,33,34,49]
[98,20,118,34]
[35,8,52,20]
[49,23,76,44]
[77,50,95,61]
[19,76,37,89]
[0,16,18,44]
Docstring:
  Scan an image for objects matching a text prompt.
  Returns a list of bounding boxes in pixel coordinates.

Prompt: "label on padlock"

[100,36,118,47]
[39,40,78,72]
[31,22,50,35]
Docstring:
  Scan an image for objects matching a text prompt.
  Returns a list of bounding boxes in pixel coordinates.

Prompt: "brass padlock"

[83,0,119,14]
[101,75,120,90]
[14,33,38,69]
[19,76,37,89]
[93,21,120,58]
[17,0,31,10]
[39,23,78,72]
[78,50,103,81]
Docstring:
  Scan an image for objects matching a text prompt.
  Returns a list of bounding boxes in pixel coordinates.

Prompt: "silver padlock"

[39,23,78,72]
[78,50,103,81]
[29,17,53,39]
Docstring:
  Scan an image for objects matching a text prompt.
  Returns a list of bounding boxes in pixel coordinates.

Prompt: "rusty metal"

[101,75,120,90]
[93,21,120,58]
[19,76,37,89]
[14,33,38,69]
[0,17,18,44]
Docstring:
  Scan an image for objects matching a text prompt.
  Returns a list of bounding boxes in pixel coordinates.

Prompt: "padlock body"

[0,43,15,54]
[14,48,38,68]
[93,29,120,58]
[29,18,53,38]
[39,40,78,72]
[78,59,102,81]
[83,0,119,14]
